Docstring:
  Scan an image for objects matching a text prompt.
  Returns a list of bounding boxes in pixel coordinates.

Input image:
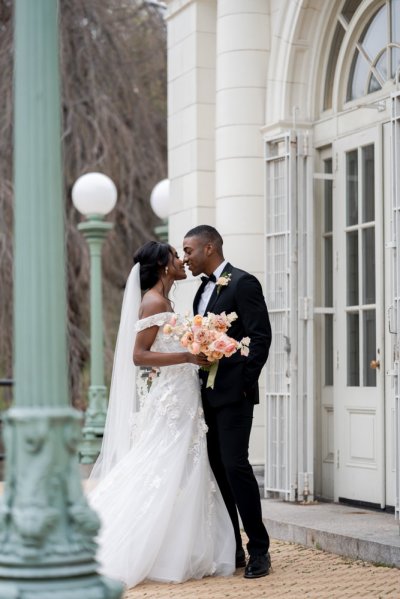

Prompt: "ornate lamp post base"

[0,408,124,598]
[79,435,103,465]
[79,436,103,465]
[0,575,123,599]
[80,385,108,464]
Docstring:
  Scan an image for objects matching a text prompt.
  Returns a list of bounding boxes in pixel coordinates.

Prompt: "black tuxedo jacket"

[193,263,272,407]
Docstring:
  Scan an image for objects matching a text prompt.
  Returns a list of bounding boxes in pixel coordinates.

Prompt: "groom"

[183,225,272,579]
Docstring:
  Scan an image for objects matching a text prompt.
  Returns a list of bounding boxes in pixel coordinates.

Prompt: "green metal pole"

[79,217,112,464]
[0,1,123,596]
[154,221,169,243]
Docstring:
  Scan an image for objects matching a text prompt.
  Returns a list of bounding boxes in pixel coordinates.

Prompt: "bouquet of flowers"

[163,312,250,389]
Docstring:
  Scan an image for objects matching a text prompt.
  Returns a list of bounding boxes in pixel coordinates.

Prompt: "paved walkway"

[3,467,400,596]
[124,540,400,599]
[125,537,400,599]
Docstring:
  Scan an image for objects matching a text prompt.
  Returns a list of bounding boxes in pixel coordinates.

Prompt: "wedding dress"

[88,311,235,588]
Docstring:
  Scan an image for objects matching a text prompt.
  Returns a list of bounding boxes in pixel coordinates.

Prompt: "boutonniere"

[216,272,231,295]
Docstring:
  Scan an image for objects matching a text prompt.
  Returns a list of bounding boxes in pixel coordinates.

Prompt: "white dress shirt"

[197,260,228,315]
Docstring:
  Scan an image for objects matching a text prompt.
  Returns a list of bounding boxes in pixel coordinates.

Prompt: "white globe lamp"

[72,172,117,217]
[150,178,170,220]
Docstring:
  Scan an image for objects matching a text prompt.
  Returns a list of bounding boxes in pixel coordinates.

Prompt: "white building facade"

[165,0,400,518]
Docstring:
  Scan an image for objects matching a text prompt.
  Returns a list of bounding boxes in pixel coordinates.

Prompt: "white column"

[166,0,217,249]
[215,0,270,463]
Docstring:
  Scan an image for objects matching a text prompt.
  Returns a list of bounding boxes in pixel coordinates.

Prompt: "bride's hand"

[186,353,211,367]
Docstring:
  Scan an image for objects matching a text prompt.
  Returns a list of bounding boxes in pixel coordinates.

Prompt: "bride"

[88,240,236,588]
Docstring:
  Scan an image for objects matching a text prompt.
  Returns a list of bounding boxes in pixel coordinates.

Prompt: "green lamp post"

[150,178,169,242]
[72,173,117,465]
[0,1,123,597]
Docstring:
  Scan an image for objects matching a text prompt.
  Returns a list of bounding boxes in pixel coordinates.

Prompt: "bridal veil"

[90,263,141,481]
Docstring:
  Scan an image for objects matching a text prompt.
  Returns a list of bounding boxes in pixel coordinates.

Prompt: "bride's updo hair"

[133,241,172,290]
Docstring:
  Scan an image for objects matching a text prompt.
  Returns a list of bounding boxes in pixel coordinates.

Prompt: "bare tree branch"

[0,0,167,407]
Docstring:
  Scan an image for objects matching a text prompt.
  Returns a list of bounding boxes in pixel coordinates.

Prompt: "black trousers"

[202,395,270,557]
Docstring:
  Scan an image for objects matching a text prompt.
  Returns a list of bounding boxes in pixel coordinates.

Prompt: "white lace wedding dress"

[89,312,235,588]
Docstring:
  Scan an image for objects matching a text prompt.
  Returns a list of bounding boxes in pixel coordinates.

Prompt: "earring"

[165,266,169,275]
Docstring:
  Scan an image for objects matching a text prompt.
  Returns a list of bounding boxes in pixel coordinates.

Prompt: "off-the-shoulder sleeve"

[135,312,173,333]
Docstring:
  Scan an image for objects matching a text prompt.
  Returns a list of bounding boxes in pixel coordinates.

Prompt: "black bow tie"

[201,273,216,284]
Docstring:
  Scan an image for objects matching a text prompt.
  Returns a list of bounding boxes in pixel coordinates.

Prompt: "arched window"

[324,0,400,110]
[324,0,363,110]
[347,0,400,100]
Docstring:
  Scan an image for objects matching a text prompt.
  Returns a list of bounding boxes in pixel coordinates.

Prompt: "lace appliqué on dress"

[188,407,208,465]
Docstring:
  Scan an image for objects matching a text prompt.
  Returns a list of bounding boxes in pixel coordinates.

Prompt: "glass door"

[334,127,385,507]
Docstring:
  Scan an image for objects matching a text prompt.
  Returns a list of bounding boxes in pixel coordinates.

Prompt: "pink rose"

[208,330,218,342]
[191,341,201,354]
[213,315,229,332]
[211,335,238,356]
[194,329,208,344]
[181,331,194,347]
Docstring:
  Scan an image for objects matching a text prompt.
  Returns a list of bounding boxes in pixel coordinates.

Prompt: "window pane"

[391,46,400,77]
[348,50,370,100]
[268,140,287,158]
[325,236,333,307]
[362,144,374,222]
[346,150,358,226]
[325,314,334,386]
[363,310,376,387]
[342,0,363,23]
[363,227,376,304]
[347,231,359,305]
[324,23,345,110]
[324,158,333,232]
[368,73,382,93]
[391,1,400,77]
[361,5,387,60]
[347,312,360,386]
[391,0,400,42]
[324,158,333,174]
[375,49,388,80]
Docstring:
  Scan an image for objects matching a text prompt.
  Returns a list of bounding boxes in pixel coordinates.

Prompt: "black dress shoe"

[235,548,246,568]
[244,552,271,578]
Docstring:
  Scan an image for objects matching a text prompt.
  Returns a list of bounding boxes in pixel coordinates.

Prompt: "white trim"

[390,90,400,522]
[296,130,315,502]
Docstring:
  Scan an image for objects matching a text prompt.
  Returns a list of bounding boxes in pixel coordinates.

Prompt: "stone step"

[261,498,400,568]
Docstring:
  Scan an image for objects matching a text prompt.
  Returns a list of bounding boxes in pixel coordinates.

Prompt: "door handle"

[370,359,380,369]
[388,305,397,334]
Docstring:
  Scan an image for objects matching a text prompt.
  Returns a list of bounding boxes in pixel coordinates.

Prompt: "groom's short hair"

[185,225,223,254]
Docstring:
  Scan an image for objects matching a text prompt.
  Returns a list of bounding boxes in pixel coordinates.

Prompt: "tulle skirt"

[88,364,235,588]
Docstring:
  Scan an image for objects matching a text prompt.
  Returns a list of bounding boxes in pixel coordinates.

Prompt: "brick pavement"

[124,538,400,599]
